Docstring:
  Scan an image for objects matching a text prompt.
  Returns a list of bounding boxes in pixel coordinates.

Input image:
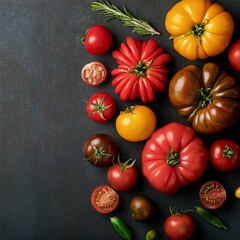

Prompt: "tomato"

[199,181,227,210]
[107,155,138,192]
[142,122,208,194]
[81,62,107,86]
[235,187,240,199]
[81,25,113,55]
[111,37,171,102]
[165,0,234,60]
[130,196,156,222]
[164,212,195,240]
[169,62,240,134]
[228,39,240,72]
[90,185,119,214]
[83,134,118,167]
[116,105,156,142]
[209,139,240,172]
[86,92,117,123]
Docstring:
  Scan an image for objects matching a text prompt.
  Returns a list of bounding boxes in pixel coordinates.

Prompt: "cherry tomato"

[90,185,119,214]
[81,62,107,86]
[209,139,240,172]
[116,105,156,142]
[82,25,113,55]
[83,134,118,167]
[228,39,240,72]
[235,187,240,199]
[107,155,138,192]
[199,181,227,210]
[164,212,195,240]
[86,92,117,123]
[130,196,156,222]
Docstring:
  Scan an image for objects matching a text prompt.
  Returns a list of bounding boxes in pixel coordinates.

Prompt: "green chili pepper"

[195,206,228,230]
[110,216,132,240]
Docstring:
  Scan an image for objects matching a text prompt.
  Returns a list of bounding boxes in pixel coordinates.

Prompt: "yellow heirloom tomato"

[165,0,234,60]
[116,105,156,142]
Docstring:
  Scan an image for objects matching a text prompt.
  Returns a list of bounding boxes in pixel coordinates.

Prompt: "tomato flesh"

[81,62,107,86]
[90,185,119,214]
[199,181,226,210]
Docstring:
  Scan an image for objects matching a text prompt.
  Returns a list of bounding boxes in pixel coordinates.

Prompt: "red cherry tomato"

[107,156,138,192]
[209,139,240,172]
[81,62,107,86]
[86,92,117,123]
[82,25,113,55]
[199,181,227,210]
[164,211,195,240]
[90,185,119,214]
[228,39,240,72]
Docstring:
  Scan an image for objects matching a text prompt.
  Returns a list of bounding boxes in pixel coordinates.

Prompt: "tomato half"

[116,105,156,142]
[142,122,208,194]
[83,134,118,167]
[228,39,240,72]
[199,181,227,210]
[81,62,107,86]
[86,92,117,123]
[107,156,138,192]
[81,25,113,55]
[165,0,234,60]
[209,139,240,172]
[164,213,195,240]
[90,185,119,214]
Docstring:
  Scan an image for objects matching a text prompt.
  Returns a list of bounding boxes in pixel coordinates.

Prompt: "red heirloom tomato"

[81,62,107,86]
[199,181,226,210]
[111,37,171,102]
[86,92,117,123]
[210,139,240,172]
[83,134,118,167]
[228,39,240,72]
[107,155,138,192]
[142,122,208,194]
[90,185,119,214]
[164,210,195,240]
[169,62,240,134]
[81,25,113,55]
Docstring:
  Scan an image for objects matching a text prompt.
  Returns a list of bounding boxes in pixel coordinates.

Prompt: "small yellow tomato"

[116,105,156,142]
[235,187,240,199]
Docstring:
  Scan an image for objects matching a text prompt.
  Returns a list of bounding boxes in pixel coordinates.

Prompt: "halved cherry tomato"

[81,62,107,86]
[86,92,117,123]
[90,185,119,214]
[81,25,113,55]
[199,181,227,210]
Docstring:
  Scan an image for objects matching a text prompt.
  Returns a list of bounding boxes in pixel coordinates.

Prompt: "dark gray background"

[1,0,240,239]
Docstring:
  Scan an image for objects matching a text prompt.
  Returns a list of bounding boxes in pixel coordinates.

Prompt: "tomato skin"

[164,214,195,240]
[142,122,208,194]
[130,196,156,222]
[235,187,240,199]
[228,39,240,72]
[111,37,171,102]
[81,62,107,86]
[165,0,234,60]
[83,134,118,167]
[86,92,117,123]
[90,185,119,214]
[82,25,113,55]
[169,62,240,134]
[107,157,138,192]
[199,181,226,210]
[116,105,157,142]
[209,139,240,172]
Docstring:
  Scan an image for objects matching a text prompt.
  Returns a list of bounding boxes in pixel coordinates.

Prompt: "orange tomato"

[165,0,234,60]
[235,187,240,199]
[116,105,156,142]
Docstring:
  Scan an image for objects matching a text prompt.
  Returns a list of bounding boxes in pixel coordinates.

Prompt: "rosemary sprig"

[91,0,160,36]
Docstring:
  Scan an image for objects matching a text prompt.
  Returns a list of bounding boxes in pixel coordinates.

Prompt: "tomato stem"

[132,60,152,77]
[223,145,235,158]
[166,148,180,166]
[114,154,136,175]
[198,87,212,108]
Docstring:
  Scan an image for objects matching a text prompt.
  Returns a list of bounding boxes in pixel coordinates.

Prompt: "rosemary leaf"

[91,0,160,36]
